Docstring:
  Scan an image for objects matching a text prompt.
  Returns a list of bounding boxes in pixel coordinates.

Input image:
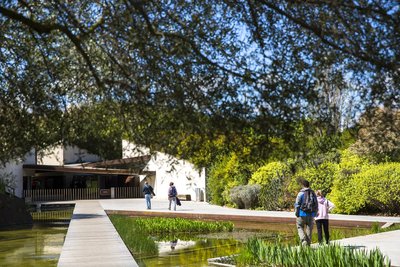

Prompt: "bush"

[0,172,16,194]
[293,162,338,196]
[249,161,289,186]
[207,153,257,206]
[230,184,261,209]
[339,148,370,175]
[249,161,292,210]
[329,162,400,214]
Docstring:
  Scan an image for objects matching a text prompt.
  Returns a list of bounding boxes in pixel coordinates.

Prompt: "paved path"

[57,200,138,267]
[100,199,400,225]
[56,199,400,266]
[333,230,400,266]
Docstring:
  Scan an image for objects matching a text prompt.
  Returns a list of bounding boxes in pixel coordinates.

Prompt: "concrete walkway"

[333,230,400,266]
[57,200,138,267]
[57,199,400,266]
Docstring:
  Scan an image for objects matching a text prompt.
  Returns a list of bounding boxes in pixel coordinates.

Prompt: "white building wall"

[122,140,206,201]
[37,145,64,165]
[122,141,150,158]
[24,149,37,165]
[63,146,102,164]
[0,149,38,198]
[36,145,102,165]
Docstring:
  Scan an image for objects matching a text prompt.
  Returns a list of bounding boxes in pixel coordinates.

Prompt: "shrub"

[229,184,261,209]
[339,148,370,175]
[207,153,257,205]
[249,161,289,186]
[249,161,292,210]
[0,172,16,194]
[328,149,371,213]
[293,162,338,197]
[329,162,400,214]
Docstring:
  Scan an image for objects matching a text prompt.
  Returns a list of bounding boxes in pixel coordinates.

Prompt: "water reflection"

[0,225,67,267]
[137,237,241,267]
[134,222,369,266]
[0,208,72,267]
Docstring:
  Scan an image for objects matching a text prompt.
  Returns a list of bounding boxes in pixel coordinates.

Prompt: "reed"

[236,238,391,267]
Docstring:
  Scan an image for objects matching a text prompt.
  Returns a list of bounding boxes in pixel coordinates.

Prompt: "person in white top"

[315,190,335,244]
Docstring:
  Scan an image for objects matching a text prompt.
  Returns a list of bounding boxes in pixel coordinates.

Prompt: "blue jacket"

[143,184,154,195]
[295,188,317,217]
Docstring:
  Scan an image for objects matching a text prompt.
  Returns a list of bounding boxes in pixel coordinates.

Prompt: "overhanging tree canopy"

[0,0,398,164]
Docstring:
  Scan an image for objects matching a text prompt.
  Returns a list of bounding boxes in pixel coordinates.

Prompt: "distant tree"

[351,108,400,162]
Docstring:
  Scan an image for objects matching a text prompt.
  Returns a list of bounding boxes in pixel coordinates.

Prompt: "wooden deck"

[57,200,137,267]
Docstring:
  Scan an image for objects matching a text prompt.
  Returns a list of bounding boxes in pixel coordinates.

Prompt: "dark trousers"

[316,219,330,244]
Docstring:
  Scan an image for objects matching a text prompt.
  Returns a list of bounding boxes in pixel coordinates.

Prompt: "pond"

[0,207,73,267]
[137,237,241,267]
[134,221,370,267]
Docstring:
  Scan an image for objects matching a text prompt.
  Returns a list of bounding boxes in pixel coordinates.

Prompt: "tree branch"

[258,0,398,72]
[0,5,103,88]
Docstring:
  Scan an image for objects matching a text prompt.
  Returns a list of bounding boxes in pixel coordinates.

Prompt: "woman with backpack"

[315,190,335,244]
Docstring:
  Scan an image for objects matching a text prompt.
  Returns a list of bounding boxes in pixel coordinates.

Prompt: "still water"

[136,223,297,267]
[137,237,241,267]
[0,208,72,267]
[134,221,370,267]
[0,210,370,267]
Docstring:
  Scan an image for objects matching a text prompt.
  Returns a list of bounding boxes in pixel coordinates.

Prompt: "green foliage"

[1,1,397,167]
[109,215,158,257]
[66,102,123,160]
[351,108,400,162]
[236,238,390,267]
[109,215,234,257]
[207,153,257,205]
[229,184,261,209]
[327,149,370,214]
[249,161,293,210]
[249,161,289,186]
[132,217,234,233]
[330,162,400,214]
[294,162,339,197]
[338,148,370,175]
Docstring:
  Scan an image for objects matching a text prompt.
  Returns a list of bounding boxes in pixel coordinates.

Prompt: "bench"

[177,194,191,201]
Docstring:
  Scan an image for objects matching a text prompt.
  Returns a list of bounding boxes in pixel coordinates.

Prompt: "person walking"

[294,179,318,246]
[168,182,177,211]
[315,190,335,244]
[143,181,155,210]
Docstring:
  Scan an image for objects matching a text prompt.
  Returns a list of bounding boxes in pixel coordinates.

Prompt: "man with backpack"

[143,181,155,210]
[294,179,318,246]
[168,182,178,211]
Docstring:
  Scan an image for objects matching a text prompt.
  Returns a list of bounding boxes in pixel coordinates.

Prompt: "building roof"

[23,155,154,176]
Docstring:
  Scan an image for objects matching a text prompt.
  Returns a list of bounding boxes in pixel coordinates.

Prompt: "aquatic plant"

[236,238,391,267]
[132,217,234,233]
[109,215,234,257]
